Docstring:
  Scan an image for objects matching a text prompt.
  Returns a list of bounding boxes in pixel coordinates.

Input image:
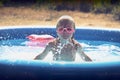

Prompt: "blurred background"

[0,0,120,28]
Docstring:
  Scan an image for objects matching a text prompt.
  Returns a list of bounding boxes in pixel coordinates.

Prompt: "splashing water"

[0,39,120,62]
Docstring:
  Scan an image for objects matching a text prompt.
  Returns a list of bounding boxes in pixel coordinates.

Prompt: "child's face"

[57,22,75,39]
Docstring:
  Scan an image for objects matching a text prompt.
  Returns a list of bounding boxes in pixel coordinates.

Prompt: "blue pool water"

[0,39,120,62]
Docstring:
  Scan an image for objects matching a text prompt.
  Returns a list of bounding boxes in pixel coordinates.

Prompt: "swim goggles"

[57,27,75,34]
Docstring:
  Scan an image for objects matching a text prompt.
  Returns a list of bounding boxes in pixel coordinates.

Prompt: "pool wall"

[0,27,120,43]
[0,27,120,80]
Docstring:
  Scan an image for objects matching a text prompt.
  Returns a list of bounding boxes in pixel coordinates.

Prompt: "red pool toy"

[26,34,55,47]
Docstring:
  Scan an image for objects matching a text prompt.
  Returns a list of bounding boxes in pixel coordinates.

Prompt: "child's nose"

[63,28,67,32]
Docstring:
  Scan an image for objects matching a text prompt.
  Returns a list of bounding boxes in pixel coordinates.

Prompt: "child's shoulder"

[48,38,58,46]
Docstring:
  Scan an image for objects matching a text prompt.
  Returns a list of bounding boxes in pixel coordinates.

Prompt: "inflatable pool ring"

[26,34,55,47]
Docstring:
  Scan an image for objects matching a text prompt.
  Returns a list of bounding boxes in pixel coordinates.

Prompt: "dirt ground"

[0,7,120,29]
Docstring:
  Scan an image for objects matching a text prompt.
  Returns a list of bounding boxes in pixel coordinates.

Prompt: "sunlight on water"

[0,39,120,62]
[81,43,120,62]
[0,46,52,61]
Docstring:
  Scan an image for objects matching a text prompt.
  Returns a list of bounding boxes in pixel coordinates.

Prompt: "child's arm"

[77,44,92,61]
[34,44,51,60]
[80,51,92,61]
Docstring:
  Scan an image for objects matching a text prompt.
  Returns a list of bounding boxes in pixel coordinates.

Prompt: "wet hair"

[56,15,75,39]
[56,15,75,29]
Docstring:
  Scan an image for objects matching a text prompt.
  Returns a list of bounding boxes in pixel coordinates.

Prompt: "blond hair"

[56,15,75,29]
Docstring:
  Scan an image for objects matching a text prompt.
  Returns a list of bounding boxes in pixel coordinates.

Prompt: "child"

[34,15,92,61]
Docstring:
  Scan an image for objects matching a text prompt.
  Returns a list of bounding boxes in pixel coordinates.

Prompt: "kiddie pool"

[0,26,120,80]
